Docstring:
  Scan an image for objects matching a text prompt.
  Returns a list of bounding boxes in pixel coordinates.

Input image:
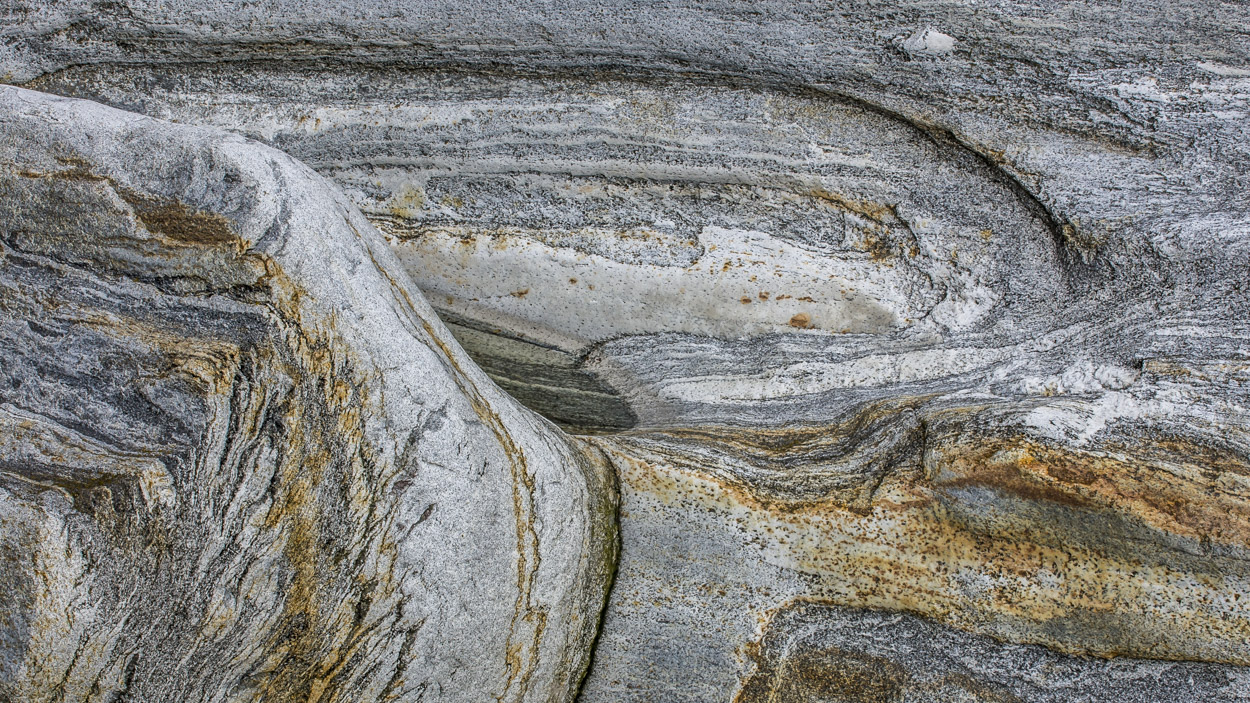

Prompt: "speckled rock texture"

[3,1,1250,701]
[0,86,616,703]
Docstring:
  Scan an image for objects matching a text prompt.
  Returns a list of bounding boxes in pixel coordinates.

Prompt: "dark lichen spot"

[118,190,237,246]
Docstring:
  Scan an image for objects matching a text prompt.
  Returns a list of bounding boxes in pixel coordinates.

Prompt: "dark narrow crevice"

[432,309,638,435]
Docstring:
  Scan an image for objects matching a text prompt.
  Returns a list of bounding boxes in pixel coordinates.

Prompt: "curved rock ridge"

[18,19,1250,432]
[23,64,1067,341]
[0,86,617,703]
[22,64,1073,433]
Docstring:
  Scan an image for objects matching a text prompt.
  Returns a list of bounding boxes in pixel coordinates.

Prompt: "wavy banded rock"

[23,65,1070,432]
[4,1,1250,701]
[736,601,1248,703]
[0,86,616,703]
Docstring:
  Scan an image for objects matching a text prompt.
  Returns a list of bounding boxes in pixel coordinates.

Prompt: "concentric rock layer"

[3,1,1250,701]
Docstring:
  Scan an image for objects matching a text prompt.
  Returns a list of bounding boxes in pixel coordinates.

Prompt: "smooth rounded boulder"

[0,85,617,703]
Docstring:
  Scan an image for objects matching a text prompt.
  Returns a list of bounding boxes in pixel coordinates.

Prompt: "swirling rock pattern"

[4,1,1250,701]
[0,86,616,703]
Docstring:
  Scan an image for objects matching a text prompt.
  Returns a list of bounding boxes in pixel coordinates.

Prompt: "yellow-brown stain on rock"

[11,160,240,250]
[238,262,386,703]
[809,189,896,224]
[355,230,554,702]
[935,436,1250,548]
[736,600,1029,703]
[387,183,426,219]
[858,231,894,262]
[7,198,397,702]
[118,190,237,247]
[602,424,1250,665]
[788,312,813,329]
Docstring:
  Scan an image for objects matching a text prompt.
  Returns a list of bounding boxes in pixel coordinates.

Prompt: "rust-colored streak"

[118,190,238,247]
[352,225,546,702]
[13,161,239,248]
[788,312,813,329]
[604,423,1250,665]
[246,264,384,702]
[936,436,1250,547]
[809,188,897,224]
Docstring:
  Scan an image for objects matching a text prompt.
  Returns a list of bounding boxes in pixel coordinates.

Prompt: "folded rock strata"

[3,1,1250,701]
[736,600,1247,703]
[0,86,616,703]
[25,64,1071,434]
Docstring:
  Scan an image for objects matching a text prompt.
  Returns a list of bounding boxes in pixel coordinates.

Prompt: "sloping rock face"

[0,86,616,703]
[4,2,1250,701]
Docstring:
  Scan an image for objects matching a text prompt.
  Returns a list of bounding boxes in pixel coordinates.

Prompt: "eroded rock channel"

[3,2,1250,701]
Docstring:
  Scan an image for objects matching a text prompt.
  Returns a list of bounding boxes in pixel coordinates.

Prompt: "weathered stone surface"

[736,601,1249,703]
[0,86,616,703]
[4,1,1250,701]
[584,428,1250,700]
[21,64,1069,430]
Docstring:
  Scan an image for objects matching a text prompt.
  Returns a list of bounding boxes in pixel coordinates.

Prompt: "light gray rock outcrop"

[0,85,616,703]
[4,1,1250,701]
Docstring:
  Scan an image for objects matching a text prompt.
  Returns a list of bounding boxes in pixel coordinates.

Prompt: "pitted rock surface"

[3,1,1250,701]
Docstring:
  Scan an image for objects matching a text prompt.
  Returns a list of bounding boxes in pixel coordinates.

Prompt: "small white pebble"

[903,28,956,56]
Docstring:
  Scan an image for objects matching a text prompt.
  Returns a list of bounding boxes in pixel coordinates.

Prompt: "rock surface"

[4,1,1250,701]
[0,86,616,703]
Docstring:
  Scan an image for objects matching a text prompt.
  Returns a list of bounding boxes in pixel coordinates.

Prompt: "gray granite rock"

[737,601,1250,703]
[4,1,1250,701]
[0,85,616,703]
